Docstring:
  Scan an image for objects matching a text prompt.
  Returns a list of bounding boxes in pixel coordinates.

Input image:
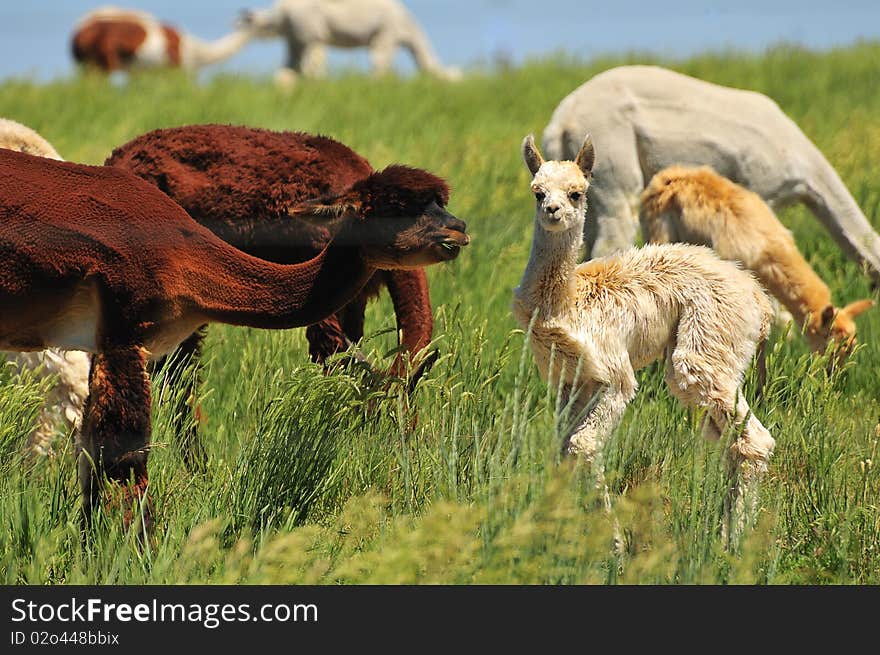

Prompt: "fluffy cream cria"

[513,134,775,545]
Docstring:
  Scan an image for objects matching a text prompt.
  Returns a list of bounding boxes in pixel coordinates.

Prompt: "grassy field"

[1,43,879,584]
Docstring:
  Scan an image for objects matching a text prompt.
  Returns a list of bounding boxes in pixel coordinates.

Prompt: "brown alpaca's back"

[106,124,374,262]
[0,148,334,354]
[0,147,198,290]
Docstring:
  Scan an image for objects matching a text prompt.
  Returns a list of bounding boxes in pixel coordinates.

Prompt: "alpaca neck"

[757,247,831,332]
[515,219,582,319]
[181,30,253,69]
[193,241,375,330]
[800,159,880,284]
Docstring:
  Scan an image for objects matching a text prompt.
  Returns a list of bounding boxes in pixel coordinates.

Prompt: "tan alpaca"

[640,165,875,357]
[513,135,775,544]
[0,119,91,455]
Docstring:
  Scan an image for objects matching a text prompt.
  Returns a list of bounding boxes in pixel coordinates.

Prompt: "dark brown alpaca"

[106,125,442,451]
[0,148,467,533]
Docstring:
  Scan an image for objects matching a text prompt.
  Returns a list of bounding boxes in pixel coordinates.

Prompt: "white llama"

[239,0,462,85]
[512,134,775,545]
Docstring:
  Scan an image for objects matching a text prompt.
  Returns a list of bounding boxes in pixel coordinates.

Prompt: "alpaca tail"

[639,167,687,219]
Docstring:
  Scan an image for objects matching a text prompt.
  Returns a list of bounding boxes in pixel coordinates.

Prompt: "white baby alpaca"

[512,134,775,542]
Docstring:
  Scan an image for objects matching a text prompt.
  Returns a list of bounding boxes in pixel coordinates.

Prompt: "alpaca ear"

[840,299,876,320]
[820,304,836,327]
[575,134,595,177]
[288,197,362,223]
[522,134,544,176]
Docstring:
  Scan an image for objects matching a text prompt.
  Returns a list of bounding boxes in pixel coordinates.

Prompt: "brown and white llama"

[105,125,450,453]
[640,165,875,360]
[71,6,255,72]
[512,135,774,545]
[0,147,468,535]
[0,119,92,454]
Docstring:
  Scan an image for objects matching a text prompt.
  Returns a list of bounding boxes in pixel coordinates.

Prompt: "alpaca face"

[522,133,594,234]
[807,299,875,359]
[236,8,282,39]
[288,165,469,270]
[356,200,469,269]
[529,161,589,233]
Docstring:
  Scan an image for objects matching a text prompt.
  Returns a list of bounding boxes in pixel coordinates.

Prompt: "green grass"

[2,43,880,584]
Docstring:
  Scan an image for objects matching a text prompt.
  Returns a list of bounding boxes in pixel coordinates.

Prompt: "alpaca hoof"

[439,67,463,82]
[405,349,440,395]
[107,480,155,544]
[273,68,298,91]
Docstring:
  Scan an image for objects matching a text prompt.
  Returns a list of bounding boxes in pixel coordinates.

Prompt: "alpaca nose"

[443,215,467,234]
[546,204,561,217]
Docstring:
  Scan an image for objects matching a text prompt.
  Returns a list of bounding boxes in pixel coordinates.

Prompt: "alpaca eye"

[534,191,545,202]
[569,191,582,201]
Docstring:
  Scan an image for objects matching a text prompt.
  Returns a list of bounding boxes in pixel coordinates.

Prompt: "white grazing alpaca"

[0,119,91,454]
[239,0,462,84]
[512,134,775,544]
[72,6,256,72]
[542,65,880,286]
[640,165,875,359]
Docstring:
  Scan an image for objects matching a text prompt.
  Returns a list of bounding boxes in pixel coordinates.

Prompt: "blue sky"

[1,1,879,80]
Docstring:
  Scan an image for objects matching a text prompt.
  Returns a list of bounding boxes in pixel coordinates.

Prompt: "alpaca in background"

[542,65,880,288]
[640,165,875,359]
[239,0,462,86]
[72,6,256,72]
[106,124,457,455]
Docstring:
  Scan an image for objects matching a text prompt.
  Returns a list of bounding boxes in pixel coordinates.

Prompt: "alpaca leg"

[78,344,153,540]
[151,327,207,472]
[706,396,774,549]
[337,292,368,349]
[564,356,636,457]
[300,44,327,78]
[369,32,398,76]
[639,205,679,245]
[563,380,630,553]
[564,364,636,498]
[664,354,722,442]
[306,316,350,366]
[306,307,372,374]
[383,269,435,386]
[587,182,640,258]
[274,40,304,89]
[400,28,456,79]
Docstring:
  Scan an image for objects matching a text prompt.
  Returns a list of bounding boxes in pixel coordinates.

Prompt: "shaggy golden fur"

[640,165,875,357]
